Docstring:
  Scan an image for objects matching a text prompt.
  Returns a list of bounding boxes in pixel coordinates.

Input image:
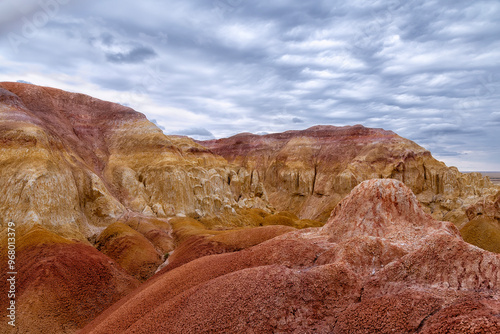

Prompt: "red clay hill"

[0,225,139,333]
[0,82,270,333]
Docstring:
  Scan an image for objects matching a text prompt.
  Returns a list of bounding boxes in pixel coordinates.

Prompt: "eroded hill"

[0,82,272,241]
[201,126,500,228]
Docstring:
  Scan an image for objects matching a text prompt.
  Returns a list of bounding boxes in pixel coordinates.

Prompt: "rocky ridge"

[0,82,273,333]
[202,126,499,228]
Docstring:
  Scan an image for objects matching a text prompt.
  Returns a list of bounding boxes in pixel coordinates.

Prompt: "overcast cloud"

[1,0,499,170]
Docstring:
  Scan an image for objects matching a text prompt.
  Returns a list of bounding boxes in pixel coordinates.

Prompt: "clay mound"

[322,179,460,248]
[119,214,173,254]
[337,291,500,333]
[262,211,323,228]
[168,211,314,248]
[460,216,500,253]
[210,224,295,248]
[82,179,500,333]
[168,216,217,243]
[158,224,295,272]
[96,222,163,281]
[80,237,325,334]
[126,264,361,333]
[0,226,139,334]
[157,235,234,272]
[420,299,500,333]
[462,190,500,253]
[315,235,408,277]
[364,232,500,297]
[335,290,443,333]
[197,208,322,230]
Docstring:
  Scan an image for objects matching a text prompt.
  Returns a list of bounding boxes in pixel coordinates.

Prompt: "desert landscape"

[1,82,500,333]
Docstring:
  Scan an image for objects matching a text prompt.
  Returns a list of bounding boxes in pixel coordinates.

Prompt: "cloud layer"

[1,0,499,170]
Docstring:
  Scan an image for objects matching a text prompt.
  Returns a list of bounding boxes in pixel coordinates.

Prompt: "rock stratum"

[1,82,499,333]
[201,126,500,228]
[0,82,269,243]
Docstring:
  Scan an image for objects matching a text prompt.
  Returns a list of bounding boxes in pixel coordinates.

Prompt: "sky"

[0,0,499,171]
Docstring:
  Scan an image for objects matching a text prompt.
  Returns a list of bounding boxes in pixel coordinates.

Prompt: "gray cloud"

[491,112,500,123]
[0,0,499,170]
[171,128,216,140]
[106,46,157,64]
[419,123,482,136]
[100,32,114,46]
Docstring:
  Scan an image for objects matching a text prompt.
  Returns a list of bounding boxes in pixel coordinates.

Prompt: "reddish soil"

[81,180,500,333]
[0,227,139,333]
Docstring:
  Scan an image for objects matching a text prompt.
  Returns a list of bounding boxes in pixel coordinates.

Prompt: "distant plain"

[477,172,500,185]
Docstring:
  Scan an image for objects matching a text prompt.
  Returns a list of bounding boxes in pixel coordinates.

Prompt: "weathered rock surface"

[321,179,460,249]
[460,215,500,254]
[95,222,163,281]
[118,213,174,255]
[157,219,296,273]
[0,82,269,241]
[81,179,500,333]
[201,126,499,229]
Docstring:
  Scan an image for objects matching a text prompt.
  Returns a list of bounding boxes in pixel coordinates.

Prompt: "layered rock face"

[0,82,267,241]
[81,179,500,333]
[202,126,499,227]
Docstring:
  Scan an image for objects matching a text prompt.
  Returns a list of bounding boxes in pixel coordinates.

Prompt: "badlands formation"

[201,126,498,226]
[0,82,499,333]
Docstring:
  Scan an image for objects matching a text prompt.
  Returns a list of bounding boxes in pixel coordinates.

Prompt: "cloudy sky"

[1,0,499,171]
